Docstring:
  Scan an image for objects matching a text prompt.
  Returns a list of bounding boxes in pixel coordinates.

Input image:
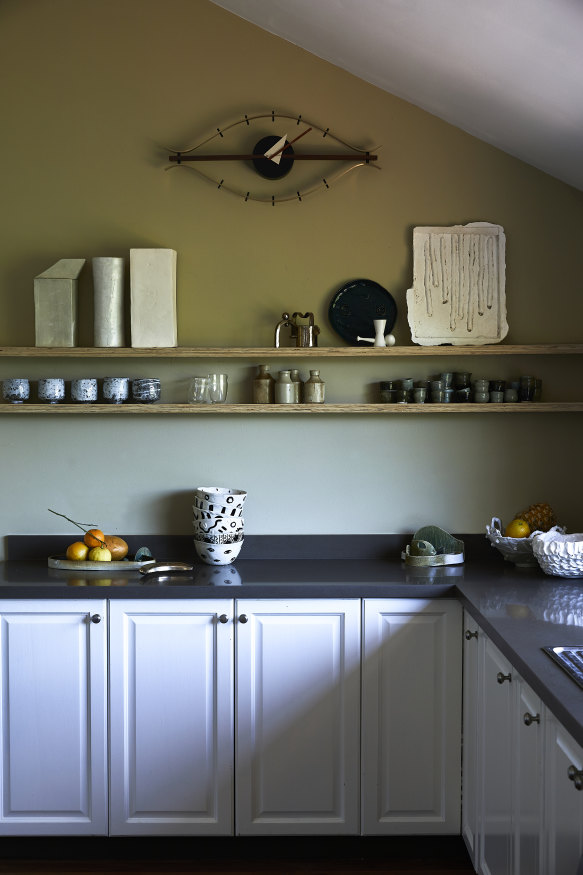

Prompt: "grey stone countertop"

[2,534,583,746]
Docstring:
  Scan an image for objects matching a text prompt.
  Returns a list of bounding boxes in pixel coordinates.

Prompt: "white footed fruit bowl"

[533,530,583,578]
[485,517,540,566]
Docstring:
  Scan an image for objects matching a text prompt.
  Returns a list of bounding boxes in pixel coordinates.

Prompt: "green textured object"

[410,539,437,556]
[412,526,464,555]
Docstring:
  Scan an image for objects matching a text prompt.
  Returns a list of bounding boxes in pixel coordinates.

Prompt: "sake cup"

[71,378,98,403]
[2,378,29,403]
[38,378,65,403]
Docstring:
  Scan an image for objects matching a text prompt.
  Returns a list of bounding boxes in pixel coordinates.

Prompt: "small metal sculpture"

[274,312,320,348]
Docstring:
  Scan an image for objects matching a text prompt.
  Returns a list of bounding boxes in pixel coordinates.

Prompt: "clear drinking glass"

[208,373,228,403]
[188,376,211,403]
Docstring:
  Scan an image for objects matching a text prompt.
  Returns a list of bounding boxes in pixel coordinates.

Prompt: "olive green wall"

[1,0,582,555]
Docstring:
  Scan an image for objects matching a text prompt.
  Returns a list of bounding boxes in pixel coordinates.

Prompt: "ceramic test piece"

[130,248,177,347]
[34,259,85,347]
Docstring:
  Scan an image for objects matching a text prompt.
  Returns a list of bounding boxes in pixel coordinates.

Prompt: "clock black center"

[252,135,295,180]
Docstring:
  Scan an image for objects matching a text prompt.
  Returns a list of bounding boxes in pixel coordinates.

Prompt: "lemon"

[505,518,531,539]
[88,546,112,562]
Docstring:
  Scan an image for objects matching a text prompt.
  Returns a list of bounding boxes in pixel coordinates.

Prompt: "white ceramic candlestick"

[357,319,396,347]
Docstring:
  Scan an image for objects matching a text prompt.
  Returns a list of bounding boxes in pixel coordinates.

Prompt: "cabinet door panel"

[478,638,514,875]
[109,600,233,835]
[545,715,583,875]
[515,680,543,875]
[362,599,462,834]
[235,599,360,835]
[0,600,107,835]
[462,612,480,865]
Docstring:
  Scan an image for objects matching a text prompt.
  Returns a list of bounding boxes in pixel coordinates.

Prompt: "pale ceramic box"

[130,248,177,348]
[34,258,85,347]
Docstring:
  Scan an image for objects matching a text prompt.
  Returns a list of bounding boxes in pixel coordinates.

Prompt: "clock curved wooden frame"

[165,111,380,204]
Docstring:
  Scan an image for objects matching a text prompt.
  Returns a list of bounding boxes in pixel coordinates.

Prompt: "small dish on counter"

[533,530,583,578]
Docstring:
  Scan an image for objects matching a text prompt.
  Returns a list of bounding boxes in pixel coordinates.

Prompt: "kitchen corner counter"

[2,533,583,745]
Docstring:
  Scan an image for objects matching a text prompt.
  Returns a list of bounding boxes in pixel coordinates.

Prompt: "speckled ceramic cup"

[38,378,65,403]
[71,378,98,403]
[2,378,29,403]
[103,377,130,404]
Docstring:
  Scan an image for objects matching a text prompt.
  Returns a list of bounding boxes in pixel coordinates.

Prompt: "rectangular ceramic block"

[130,249,177,348]
[34,259,85,347]
[406,222,507,346]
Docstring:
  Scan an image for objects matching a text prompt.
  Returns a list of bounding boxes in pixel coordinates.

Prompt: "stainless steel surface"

[543,646,583,690]
[139,561,194,575]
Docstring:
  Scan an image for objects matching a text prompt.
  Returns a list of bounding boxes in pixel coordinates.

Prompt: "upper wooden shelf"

[1,344,582,358]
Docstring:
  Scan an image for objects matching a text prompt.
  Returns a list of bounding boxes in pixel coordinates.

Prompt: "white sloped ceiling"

[210,0,583,191]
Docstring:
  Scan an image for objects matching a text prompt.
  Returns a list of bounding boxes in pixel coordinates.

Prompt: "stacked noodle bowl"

[193,486,246,565]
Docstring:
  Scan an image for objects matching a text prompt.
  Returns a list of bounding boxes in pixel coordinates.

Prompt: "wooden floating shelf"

[1,344,583,358]
[1,403,582,415]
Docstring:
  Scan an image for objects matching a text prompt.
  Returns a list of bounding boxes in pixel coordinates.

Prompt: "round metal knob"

[90,614,102,624]
[218,614,229,624]
[239,614,249,624]
[465,629,478,640]
[568,765,583,790]
[523,712,540,726]
[497,671,512,684]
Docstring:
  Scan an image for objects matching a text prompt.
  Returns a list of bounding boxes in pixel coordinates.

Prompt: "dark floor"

[0,837,475,875]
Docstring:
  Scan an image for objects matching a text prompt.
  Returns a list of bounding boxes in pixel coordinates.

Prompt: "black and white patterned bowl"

[194,538,244,565]
[193,515,244,536]
[194,486,247,510]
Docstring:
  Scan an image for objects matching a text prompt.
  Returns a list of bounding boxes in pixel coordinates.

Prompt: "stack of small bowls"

[192,486,246,565]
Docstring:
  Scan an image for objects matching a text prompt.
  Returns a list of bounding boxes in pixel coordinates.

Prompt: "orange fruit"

[66,541,89,561]
[87,546,112,562]
[103,535,129,560]
[505,518,531,539]
[84,528,105,549]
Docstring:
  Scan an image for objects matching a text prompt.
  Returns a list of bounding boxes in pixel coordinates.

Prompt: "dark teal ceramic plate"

[328,278,397,346]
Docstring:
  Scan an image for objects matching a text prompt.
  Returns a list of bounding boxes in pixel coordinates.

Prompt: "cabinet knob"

[568,765,583,790]
[465,629,478,640]
[496,671,512,684]
[238,614,249,624]
[90,614,102,624]
[523,712,540,726]
[218,614,229,624]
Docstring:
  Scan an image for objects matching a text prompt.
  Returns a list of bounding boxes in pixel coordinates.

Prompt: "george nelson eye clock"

[165,111,380,204]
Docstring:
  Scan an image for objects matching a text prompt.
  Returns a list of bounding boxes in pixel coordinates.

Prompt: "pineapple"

[515,502,557,533]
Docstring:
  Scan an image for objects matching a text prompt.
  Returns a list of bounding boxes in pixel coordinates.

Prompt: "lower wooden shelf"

[1,402,582,414]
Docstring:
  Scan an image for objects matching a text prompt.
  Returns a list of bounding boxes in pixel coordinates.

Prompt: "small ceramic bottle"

[275,369,295,403]
[290,368,303,403]
[304,369,325,403]
[252,364,275,403]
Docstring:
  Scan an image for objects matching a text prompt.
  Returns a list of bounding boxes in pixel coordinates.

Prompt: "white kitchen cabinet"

[108,600,234,835]
[0,600,107,835]
[234,599,361,835]
[361,599,462,834]
[514,679,543,875]
[477,636,514,875]
[462,612,480,867]
[544,714,583,875]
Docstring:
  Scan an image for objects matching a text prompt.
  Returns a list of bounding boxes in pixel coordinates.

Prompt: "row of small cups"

[193,486,247,565]
[2,377,160,404]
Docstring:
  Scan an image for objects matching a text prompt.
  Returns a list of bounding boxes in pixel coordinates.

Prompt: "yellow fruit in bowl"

[505,518,531,539]
[66,541,89,561]
[87,546,112,562]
